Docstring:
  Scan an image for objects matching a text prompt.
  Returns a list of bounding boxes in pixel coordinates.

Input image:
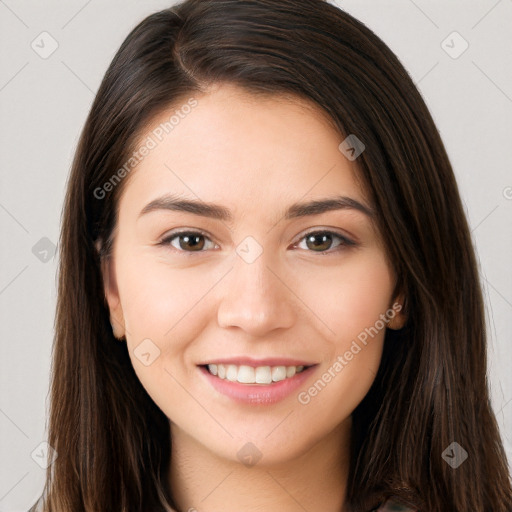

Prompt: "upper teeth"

[207,364,305,384]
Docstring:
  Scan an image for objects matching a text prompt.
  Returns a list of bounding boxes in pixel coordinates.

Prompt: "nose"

[216,250,296,337]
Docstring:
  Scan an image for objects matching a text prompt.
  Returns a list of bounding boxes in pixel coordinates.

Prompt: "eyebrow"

[138,194,374,222]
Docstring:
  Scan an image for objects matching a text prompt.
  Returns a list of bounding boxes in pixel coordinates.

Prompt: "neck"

[168,417,351,512]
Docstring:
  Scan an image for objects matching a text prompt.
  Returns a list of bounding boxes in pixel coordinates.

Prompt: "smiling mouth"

[200,363,310,385]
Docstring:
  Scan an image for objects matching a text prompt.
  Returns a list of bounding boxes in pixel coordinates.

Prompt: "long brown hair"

[30,0,512,510]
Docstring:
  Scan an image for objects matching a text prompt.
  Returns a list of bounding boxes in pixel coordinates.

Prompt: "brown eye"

[305,233,333,251]
[177,233,205,251]
[160,231,216,252]
[296,230,356,253]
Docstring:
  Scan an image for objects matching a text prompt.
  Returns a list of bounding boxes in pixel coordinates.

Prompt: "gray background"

[1,0,511,509]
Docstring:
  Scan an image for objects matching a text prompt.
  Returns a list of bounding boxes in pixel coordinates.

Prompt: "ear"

[96,240,126,340]
[387,292,407,330]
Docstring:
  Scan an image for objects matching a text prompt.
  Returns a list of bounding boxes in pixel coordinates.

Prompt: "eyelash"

[158,229,357,255]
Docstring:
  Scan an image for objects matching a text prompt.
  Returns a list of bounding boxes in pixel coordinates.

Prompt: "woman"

[29,0,512,511]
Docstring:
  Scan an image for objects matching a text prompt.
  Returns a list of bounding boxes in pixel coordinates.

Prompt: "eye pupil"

[306,233,332,251]
[180,234,205,251]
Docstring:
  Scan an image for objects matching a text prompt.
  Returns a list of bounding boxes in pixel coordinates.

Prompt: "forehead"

[118,83,369,218]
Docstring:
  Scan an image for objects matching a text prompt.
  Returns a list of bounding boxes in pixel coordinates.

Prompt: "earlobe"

[387,293,407,330]
[99,253,126,340]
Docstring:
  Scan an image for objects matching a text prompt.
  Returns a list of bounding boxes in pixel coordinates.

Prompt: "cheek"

[115,252,223,406]
[293,254,393,431]
[117,252,211,339]
[115,254,205,419]
[299,250,394,348]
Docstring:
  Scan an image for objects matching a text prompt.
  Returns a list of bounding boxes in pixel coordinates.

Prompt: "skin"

[101,83,406,512]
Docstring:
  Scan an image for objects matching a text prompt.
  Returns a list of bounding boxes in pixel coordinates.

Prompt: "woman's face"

[102,83,405,465]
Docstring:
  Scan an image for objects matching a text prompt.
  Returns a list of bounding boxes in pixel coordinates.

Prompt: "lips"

[197,357,318,405]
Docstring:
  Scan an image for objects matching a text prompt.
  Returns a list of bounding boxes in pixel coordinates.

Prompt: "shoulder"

[372,496,417,511]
